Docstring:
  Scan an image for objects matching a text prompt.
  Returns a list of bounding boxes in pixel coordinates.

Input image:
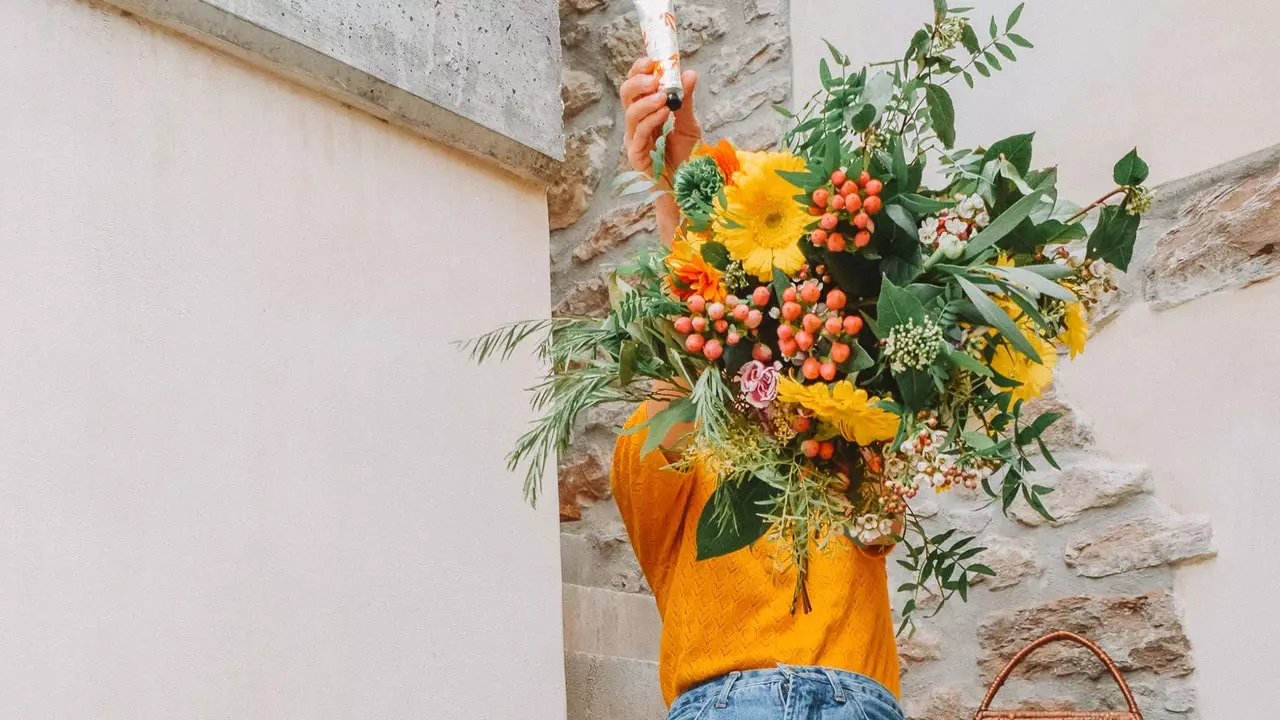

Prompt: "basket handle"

[977,631,1142,716]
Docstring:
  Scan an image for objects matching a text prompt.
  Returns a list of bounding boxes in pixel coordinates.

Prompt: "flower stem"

[1064,186,1129,225]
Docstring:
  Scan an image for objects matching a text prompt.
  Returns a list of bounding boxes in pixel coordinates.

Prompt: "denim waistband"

[669,665,899,716]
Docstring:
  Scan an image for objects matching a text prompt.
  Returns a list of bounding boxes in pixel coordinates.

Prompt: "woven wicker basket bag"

[975,631,1143,720]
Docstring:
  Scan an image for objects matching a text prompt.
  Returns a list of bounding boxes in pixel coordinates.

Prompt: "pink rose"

[740,360,780,409]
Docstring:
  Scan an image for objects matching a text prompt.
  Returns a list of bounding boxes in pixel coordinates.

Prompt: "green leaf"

[1112,147,1150,186]
[1007,2,1025,30]
[933,0,948,17]
[1008,33,1034,48]
[819,58,834,90]
[996,42,1016,61]
[892,136,910,189]
[961,24,982,54]
[895,193,953,214]
[771,267,792,306]
[963,431,996,450]
[986,266,1078,302]
[969,563,996,577]
[924,84,956,149]
[618,340,638,386]
[700,241,731,270]
[772,103,796,118]
[1087,204,1141,271]
[1036,219,1088,244]
[877,278,928,331]
[989,15,998,39]
[636,397,697,458]
[849,104,876,132]
[946,345,993,377]
[863,72,897,124]
[985,132,1035,175]
[973,60,991,78]
[695,475,774,561]
[984,51,1002,71]
[896,369,936,412]
[823,38,850,66]
[905,28,931,64]
[955,276,1042,363]
[963,189,1047,259]
[886,204,918,236]
[963,70,975,88]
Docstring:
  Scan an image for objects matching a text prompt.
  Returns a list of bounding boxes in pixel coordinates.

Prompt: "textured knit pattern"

[612,405,901,707]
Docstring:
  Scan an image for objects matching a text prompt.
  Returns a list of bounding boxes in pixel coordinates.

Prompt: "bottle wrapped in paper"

[634,0,683,110]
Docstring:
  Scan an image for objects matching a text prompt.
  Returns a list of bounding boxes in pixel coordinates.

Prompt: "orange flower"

[692,139,741,186]
[666,232,726,302]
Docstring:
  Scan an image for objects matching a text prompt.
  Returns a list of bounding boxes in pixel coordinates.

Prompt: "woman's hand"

[620,58,702,183]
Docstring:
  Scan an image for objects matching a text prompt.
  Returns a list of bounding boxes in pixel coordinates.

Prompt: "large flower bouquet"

[465,2,1151,626]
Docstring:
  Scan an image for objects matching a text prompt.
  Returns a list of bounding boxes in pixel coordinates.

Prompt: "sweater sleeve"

[610,404,699,608]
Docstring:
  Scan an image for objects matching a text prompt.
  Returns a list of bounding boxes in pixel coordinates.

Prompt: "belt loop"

[715,671,741,709]
[822,668,846,703]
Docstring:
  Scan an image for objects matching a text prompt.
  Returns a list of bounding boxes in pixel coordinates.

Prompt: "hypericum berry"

[800,282,821,304]
[840,180,858,196]
[725,295,740,308]
[777,323,795,341]
[691,316,707,332]
[795,330,814,351]
[825,316,843,335]
[830,342,851,363]
[865,179,884,196]
[830,194,846,211]
[808,205,823,216]
[812,188,830,207]
[819,441,836,460]
[703,339,723,361]
[707,302,725,321]
[746,309,764,329]
[826,289,847,310]
[820,213,839,230]
[810,228,828,247]
[752,343,773,362]
[855,230,872,248]
[858,170,871,187]
[802,439,821,458]
[820,361,838,381]
[863,195,883,215]
[685,334,705,353]
[783,287,797,303]
[674,316,693,334]
[843,315,864,335]
[853,212,871,230]
[802,313,823,333]
[801,357,821,380]
[831,169,848,187]
[732,304,750,322]
[688,295,706,314]
[827,232,846,252]
[792,415,811,433]
[714,319,729,333]
[752,286,771,306]
[779,337,798,357]
[781,301,803,322]
[726,331,741,345]
[845,193,862,213]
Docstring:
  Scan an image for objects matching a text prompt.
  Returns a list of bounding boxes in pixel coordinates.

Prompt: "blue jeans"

[666,666,906,720]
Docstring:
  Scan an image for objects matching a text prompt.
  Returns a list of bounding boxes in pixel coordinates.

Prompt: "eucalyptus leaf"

[963,189,1047,259]
[695,474,774,561]
[955,276,1042,363]
[635,397,697,458]
[924,84,957,148]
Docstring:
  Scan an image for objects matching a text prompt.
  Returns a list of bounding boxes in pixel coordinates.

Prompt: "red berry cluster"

[775,280,864,381]
[807,170,885,252]
[673,288,770,362]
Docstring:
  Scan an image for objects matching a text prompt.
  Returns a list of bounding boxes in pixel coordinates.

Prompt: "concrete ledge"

[100,0,563,182]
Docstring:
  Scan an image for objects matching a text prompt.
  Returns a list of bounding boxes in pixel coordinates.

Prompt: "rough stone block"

[978,591,1193,680]
[565,651,667,720]
[1064,515,1216,579]
[1010,456,1151,527]
[563,69,605,120]
[554,276,611,318]
[572,203,657,263]
[549,120,615,230]
[1145,164,1280,308]
[559,447,612,520]
[563,583,662,661]
[904,686,977,720]
[973,535,1043,591]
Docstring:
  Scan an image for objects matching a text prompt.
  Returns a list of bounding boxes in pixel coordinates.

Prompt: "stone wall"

[551,1,794,716]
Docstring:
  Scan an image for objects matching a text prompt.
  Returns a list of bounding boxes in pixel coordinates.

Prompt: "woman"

[612,58,906,720]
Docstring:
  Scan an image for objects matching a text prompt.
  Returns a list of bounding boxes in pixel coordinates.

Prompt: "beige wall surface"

[791,0,1280,198]
[1057,278,1280,719]
[0,1,563,718]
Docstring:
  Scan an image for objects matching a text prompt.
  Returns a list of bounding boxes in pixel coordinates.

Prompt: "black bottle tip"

[665,89,683,111]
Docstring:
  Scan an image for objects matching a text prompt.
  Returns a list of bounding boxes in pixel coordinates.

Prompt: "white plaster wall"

[791,0,1280,198]
[0,1,564,718]
[1056,279,1280,719]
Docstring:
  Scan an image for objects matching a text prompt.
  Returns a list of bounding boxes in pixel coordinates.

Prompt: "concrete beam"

[100,0,564,181]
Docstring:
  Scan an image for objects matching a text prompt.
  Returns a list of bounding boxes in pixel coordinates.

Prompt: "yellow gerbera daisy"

[1059,302,1088,359]
[777,378,901,445]
[990,299,1057,402]
[714,150,810,281]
